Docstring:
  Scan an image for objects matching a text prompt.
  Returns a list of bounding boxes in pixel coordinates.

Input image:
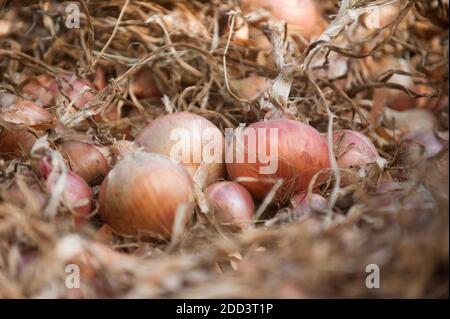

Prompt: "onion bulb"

[226,119,329,202]
[99,152,195,236]
[22,74,58,107]
[130,68,161,99]
[364,57,424,111]
[0,96,53,129]
[242,0,323,39]
[0,94,53,159]
[231,76,270,100]
[59,140,111,185]
[332,130,380,169]
[0,129,37,160]
[290,192,327,216]
[38,156,94,224]
[205,181,255,230]
[135,112,225,186]
[23,73,95,109]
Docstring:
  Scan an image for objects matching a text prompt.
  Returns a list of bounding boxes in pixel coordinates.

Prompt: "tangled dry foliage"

[0,0,448,298]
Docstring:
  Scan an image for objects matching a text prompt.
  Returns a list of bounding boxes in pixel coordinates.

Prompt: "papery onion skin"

[99,152,194,236]
[332,130,379,169]
[226,119,330,201]
[0,98,54,129]
[135,112,225,186]
[59,140,111,185]
[205,181,255,229]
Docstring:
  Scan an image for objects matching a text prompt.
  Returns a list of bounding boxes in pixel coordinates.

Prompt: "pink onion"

[226,119,330,201]
[290,192,327,216]
[135,112,225,186]
[242,0,323,39]
[332,130,379,169]
[38,156,94,224]
[205,181,255,229]
[99,152,195,237]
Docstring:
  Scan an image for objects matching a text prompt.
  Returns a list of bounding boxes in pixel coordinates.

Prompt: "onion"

[37,156,94,224]
[130,68,161,99]
[0,129,36,160]
[332,130,380,169]
[205,181,255,230]
[364,57,424,111]
[382,107,444,159]
[226,119,329,202]
[57,74,96,109]
[135,112,225,186]
[242,0,322,39]
[0,94,53,159]
[23,73,95,109]
[290,192,327,216]
[0,97,53,129]
[59,140,111,185]
[99,152,195,236]
[22,74,58,107]
[2,182,48,211]
[382,107,437,134]
[231,76,270,100]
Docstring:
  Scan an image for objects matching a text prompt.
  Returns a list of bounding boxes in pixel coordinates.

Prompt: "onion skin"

[242,0,322,39]
[0,98,53,129]
[32,156,94,224]
[99,152,194,237]
[131,68,161,99]
[364,57,425,111]
[0,97,53,159]
[332,130,379,169]
[46,166,94,224]
[290,192,327,216]
[0,129,36,160]
[59,140,111,185]
[135,112,225,186]
[23,73,95,109]
[205,181,255,229]
[226,119,329,201]
[231,76,270,100]
[22,74,58,107]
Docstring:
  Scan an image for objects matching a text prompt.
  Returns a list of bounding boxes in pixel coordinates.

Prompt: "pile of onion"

[226,119,329,202]
[98,152,195,237]
[135,112,225,186]
[205,181,255,230]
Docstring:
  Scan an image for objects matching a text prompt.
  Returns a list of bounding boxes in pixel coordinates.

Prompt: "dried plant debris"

[0,0,448,298]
